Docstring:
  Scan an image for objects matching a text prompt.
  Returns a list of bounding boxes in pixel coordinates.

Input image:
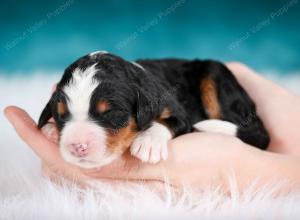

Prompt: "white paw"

[193,119,237,136]
[130,122,172,163]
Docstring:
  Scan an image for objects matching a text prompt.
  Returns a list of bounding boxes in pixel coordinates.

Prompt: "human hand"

[4,106,251,190]
[226,62,300,155]
[5,62,300,191]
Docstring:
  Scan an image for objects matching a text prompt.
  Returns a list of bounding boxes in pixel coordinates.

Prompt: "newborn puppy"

[38,51,270,168]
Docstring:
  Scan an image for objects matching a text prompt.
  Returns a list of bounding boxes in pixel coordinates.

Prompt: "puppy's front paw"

[130,122,172,163]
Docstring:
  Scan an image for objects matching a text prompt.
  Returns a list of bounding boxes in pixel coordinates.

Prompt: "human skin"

[227,62,300,155]
[4,62,300,193]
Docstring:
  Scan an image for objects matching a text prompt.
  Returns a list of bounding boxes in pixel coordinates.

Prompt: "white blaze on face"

[59,64,117,168]
[64,64,99,121]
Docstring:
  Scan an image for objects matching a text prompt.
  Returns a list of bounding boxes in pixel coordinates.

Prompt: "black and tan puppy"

[38,51,270,168]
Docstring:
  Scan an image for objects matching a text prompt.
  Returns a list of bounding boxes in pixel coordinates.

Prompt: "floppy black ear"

[38,102,52,129]
[135,88,159,130]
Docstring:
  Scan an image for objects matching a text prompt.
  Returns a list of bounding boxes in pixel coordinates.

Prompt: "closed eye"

[94,109,130,129]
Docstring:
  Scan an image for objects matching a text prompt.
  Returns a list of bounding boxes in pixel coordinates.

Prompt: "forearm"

[234,147,300,194]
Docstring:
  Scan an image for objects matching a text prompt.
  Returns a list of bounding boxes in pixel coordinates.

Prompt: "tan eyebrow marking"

[57,101,66,115]
[97,100,110,113]
[160,107,172,119]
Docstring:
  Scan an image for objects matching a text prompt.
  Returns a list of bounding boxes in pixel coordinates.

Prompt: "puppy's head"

[38,51,156,168]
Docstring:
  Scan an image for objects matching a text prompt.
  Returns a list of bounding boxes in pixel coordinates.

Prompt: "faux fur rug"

[1,72,300,219]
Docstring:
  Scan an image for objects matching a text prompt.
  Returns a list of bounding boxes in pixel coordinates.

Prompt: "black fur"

[38,52,270,149]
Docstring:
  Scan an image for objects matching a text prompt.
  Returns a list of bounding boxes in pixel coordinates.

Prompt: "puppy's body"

[38,51,270,168]
[135,58,269,147]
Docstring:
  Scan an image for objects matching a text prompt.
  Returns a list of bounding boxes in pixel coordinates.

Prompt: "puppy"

[38,51,270,168]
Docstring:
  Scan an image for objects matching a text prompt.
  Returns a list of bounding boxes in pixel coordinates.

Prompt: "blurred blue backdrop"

[0,0,299,75]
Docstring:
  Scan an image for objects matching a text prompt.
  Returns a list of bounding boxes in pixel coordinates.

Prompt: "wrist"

[241,146,265,184]
[219,142,266,192]
[224,145,300,193]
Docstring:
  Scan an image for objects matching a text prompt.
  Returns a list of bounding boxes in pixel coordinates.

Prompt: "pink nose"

[69,143,89,157]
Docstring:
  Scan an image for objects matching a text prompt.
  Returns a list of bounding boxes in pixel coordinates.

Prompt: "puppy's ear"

[38,84,57,129]
[135,88,158,130]
[38,101,52,129]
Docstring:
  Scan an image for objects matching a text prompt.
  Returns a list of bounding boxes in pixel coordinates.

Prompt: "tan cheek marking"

[107,118,138,154]
[97,100,110,113]
[200,78,222,119]
[57,101,66,115]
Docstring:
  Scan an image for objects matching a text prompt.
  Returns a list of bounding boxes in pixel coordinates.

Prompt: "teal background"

[0,0,299,75]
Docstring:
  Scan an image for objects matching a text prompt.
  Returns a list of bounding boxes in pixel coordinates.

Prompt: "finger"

[226,62,256,76]
[48,117,55,123]
[226,62,290,96]
[84,151,172,182]
[51,84,57,94]
[41,122,59,144]
[4,106,61,163]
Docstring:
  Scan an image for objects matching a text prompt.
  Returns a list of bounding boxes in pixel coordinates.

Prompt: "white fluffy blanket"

[1,72,300,219]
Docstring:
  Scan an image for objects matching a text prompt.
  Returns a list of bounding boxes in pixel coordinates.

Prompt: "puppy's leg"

[131,104,190,163]
[130,121,172,163]
[191,60,270,149]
